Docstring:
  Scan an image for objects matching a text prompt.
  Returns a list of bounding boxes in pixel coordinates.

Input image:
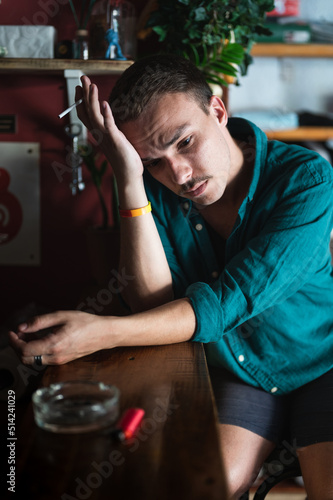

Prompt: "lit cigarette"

[58,98,83,119]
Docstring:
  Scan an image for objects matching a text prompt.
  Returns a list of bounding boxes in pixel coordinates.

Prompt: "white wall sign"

[0,142,40,265]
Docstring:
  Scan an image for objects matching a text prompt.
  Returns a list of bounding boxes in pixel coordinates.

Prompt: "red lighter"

[111,408,145,442]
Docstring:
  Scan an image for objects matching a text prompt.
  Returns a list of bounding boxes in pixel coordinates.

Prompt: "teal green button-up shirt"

[144,118,333,395]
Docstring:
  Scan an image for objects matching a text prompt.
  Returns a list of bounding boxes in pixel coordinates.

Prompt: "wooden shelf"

[250,44,333,142]
[0,57,133,75]
[251,43,333,58]
[264,127,333,141]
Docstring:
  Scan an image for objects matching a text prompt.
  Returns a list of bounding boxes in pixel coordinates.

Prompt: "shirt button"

[211,271,219,278]
[238,354,245,363]
[270,387,278,394]
[195,223,203,231]
[183,202,190,210]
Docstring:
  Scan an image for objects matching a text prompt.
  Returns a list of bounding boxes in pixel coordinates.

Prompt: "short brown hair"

[109,54,212,126]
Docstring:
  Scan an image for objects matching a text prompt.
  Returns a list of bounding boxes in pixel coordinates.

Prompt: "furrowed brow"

[141,124,190,163]
[163,124,189,148]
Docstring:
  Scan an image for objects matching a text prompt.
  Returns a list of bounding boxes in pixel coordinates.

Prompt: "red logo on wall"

[0,167,23,245]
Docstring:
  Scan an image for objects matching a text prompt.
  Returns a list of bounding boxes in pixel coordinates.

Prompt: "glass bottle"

[114,1,137,60]
[89,0,137,60]
[73,29,89,60]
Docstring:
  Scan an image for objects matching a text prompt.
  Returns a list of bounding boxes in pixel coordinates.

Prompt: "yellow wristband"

[119,201,152,218]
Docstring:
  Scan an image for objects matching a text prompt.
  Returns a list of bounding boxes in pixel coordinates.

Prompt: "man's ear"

[209,95,228,126]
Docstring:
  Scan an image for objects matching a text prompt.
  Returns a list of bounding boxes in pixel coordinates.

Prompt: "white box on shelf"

[0,25,56,58]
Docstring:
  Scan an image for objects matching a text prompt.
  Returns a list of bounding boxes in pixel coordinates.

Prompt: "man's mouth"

[182,179,209,197]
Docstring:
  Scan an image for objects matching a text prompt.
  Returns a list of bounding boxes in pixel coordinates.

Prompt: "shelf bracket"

[64,69,87,144]
[64,69,86,195]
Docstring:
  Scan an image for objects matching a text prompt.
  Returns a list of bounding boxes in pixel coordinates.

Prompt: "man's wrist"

[119,202,152,218]
[117,178,148,213]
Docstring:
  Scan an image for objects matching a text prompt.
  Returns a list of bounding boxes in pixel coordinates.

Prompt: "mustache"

[179,176,212,195]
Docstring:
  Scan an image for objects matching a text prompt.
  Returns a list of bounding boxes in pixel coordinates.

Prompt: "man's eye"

[144,159,160,168]
[180,136,191,148]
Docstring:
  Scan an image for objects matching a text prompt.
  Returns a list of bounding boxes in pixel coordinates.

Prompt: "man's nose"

[166,157,192,185]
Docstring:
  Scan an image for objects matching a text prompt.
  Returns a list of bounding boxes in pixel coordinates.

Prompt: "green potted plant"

[79,144,120,285]
[140,0,274,88]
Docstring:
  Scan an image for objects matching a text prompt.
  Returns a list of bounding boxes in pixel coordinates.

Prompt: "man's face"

[119,92,233,208]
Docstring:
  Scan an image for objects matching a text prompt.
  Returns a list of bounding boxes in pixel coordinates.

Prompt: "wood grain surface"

[4,343,227,500]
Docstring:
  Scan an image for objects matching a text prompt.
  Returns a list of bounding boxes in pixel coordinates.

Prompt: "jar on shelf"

[89,0,137,60]
[73,29,89,60]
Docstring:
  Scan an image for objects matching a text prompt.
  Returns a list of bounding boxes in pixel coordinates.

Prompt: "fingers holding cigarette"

[58,75,90,120]
[58,76,112,145]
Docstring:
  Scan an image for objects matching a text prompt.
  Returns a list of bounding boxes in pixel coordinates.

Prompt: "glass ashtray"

[32,381,120,434]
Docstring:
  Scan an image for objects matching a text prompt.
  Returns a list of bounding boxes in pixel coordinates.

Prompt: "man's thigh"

[290,367,333,448]
[209,366,289,443]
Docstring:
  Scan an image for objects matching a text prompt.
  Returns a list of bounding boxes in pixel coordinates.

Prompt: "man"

[9,55,333,499]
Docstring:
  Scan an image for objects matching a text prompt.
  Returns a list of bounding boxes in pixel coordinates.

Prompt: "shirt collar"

[227,117,268,202]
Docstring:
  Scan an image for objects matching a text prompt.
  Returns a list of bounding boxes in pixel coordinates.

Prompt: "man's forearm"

[117,179,174,312]
[110,298,196,348]
[9,298,197,366]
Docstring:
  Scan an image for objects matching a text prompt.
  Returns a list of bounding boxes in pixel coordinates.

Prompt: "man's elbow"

[125,286,174,313]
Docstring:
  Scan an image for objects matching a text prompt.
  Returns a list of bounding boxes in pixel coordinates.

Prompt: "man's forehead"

[140,123,191,161]
[122,98,195,133]
[120,92,211,153]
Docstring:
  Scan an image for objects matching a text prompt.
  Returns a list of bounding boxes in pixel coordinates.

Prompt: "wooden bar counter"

[3,342,226,500]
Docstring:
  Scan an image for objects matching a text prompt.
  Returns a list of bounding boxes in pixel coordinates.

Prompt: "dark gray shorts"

[208,366,333,448]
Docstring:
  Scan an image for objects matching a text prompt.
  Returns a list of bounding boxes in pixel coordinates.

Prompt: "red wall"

[0,0,148,322]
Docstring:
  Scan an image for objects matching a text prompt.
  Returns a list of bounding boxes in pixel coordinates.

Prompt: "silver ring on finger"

[34,355,43,366]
